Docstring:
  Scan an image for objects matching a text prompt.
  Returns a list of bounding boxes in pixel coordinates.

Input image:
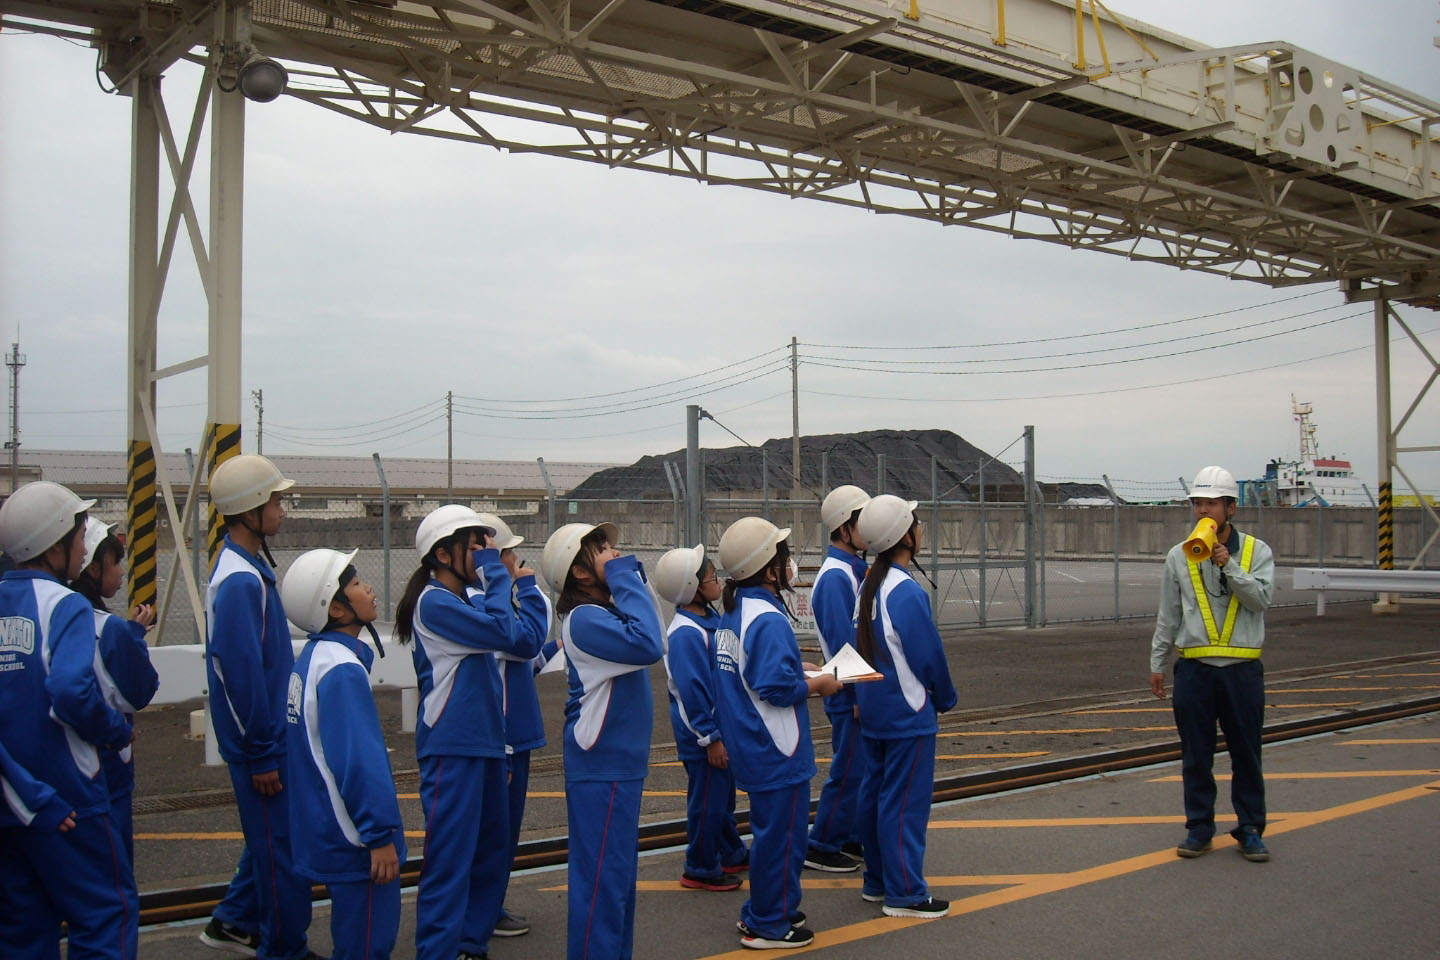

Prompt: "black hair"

[721,537,792,614]
[23,513,87,578]
[683,559,717,613]
[829,508,863,544]
[556,528,613,617]
[71,532,125,611]
[395,528,477,645]
[855,519,919,667]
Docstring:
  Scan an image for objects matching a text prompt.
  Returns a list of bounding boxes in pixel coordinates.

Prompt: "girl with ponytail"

[852,495,957,920]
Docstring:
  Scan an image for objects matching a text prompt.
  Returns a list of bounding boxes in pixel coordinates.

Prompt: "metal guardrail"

[1293,567,1440,614]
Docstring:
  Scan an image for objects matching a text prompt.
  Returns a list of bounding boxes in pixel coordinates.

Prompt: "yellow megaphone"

[1184,517,1217,563]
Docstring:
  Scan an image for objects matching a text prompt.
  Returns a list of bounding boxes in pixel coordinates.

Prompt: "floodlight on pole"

[237,52,287,102]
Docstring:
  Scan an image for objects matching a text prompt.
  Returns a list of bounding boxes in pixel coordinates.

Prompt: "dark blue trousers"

[214,764,312,960]
[328,876,401,960]
[857,734,936,908]
[0,813,136,960]
[415,755,509,960]
[1172,658,1266,837]
[740,782,809,939]
[809,709,865,854]
[566,778,642,960]
[681,756,746,880]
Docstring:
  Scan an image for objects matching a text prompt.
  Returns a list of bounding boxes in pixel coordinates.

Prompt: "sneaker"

[882,897,950,919]
[860,889,885,903]
[738,922,814,949]
[803,849,859,873]
[1233,827,1270,862]
[493,909,530,937]
[199,918,261,956]
[1176,831,1213,858]
[840,841,865,860]
[682,872,743,892]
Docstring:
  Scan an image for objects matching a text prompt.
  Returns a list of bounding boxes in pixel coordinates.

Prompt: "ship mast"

[1292,393,1319,461]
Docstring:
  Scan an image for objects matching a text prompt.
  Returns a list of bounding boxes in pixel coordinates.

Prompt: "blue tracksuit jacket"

[474,573,551,752]
[0,570,130,819]
[286,631,407,883]
[0,739,72,831]
[92,609,159,802]
[662,608,724,763]
[713,587,816,793]
[561,555,665,782]
[205,537,293,773]
[810,547,866,717]
[411,549,528,759]
[853,564,957,737]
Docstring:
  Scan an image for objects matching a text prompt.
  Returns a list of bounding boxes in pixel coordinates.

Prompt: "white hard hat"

[540,521,619,592]
[718,517,791,581]
[0,481,97,562]
[416,505,495,559]
[476,512,523,550]
[858,494,918,553]
[653,544,707,605]
[209,454,295,516]
[1188,466,1239,500]
[281,548,357,634]
[820,485,872,536]
[80,517,119,570]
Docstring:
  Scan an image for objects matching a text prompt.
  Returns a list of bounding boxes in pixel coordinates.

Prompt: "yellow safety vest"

[1182,535,1260,659]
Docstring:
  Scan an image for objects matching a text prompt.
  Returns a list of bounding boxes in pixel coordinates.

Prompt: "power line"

[267,396,447,433]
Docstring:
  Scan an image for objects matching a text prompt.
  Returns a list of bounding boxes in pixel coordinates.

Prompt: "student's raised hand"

[131,604,156,631]
[251,770,283,797]
[370,842,400,884]
[706,740,729,769]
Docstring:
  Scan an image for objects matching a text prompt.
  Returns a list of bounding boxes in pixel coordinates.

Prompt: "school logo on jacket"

[286,673,303,725]
[0,617,35,656]
[715,628,739,675]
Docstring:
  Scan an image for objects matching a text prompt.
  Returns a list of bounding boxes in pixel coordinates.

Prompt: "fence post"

[1103,474,1120,622]
[1363,483,1378,565]
[372,453,391,620]
[762,448,770,521]
[876,453,885,495]
[686,404,701,546]
[1024,425,1036,628]
[929,456,940,624]
[185,447,200,643]
[978,457,987,628]
[537,457,556,536]
[821,451,829,495]
[663,460,683,549]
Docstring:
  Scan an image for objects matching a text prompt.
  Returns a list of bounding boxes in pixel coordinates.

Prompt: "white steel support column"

[126,75,161,614]
[1373,296,1397,613]
[206,7,245,560]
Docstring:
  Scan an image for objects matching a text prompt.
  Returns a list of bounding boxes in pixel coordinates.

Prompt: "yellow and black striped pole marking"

[1377,481,1393,570]
[125,440,157,612]
[206,423,242,567]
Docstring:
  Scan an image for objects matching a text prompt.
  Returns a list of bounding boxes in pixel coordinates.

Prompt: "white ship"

[1262,396,1371,507]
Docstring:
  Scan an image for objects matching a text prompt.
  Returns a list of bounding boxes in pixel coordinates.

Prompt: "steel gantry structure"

[1,0,1438,626]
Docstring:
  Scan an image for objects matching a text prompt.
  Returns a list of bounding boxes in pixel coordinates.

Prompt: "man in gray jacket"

[1150,465,1274,862]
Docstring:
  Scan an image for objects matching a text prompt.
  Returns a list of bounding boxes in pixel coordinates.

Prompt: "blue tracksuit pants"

[0,813,137,960]
[809,709,865,854]
[566,778,642,960]
[739,782,809,939]
[857,734,936,908]
[1172,657,1266,837]
[328,877,402,960]
[681,757,746,880]
[416,755,509,960]
[506,749,531,870]
[212,764,313,960]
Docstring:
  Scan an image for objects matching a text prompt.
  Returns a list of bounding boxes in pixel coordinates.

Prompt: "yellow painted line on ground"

[1341,673,1440,678]
[1148,769,1440,782]
[539,874,1071,893]
[1128,725,1175,731]
[1076,703,1360,714]
[936,752,1050,761]
[929,813,1307,829]
[1339,738,1440,745]
[940,729,1113,737]
[399,790,691,800]
[688,779,1440,959]
[1267,687,1400,693]
[135,832,245,841]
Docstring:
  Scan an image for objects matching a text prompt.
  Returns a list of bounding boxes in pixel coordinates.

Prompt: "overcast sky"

[1,0,1437,499]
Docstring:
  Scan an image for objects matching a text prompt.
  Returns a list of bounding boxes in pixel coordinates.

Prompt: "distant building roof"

[11,450,613,497]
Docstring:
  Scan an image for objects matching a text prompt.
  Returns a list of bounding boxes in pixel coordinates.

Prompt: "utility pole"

[251,389,263,454]
[446,390,453,496]
[790,336,800,499]
[6,339,25,493]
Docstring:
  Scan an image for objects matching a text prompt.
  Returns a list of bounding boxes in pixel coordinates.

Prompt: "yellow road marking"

[1076,703,1360,714]
[1340,673,1440,678]
[1267,687,1403,693]
[398,790,691,800]
[936,752,1050,760]
[1149,769,1440,782]
[940,729,1113,737]
[1340,738,1440,745]
[688,779,1440,959]
[1128,725,1174,731]
[539,874,1072,893]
